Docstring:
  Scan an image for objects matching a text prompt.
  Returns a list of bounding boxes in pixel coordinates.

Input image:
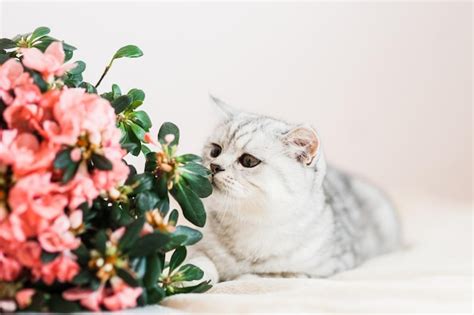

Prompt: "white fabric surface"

[134,200,473,313]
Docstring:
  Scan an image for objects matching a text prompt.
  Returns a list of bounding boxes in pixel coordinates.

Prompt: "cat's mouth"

[211,175,225,192]
[211,176,220,190]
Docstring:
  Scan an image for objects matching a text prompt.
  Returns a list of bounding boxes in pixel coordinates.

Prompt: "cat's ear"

[209,94,238,118]
[283,125,320,166]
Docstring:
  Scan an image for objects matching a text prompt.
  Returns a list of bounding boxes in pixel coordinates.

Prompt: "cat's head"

[202,96,326,211]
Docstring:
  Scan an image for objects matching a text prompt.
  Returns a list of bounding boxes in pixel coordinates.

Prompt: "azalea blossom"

[38,214,80,253]
[63,278,142,312]
[33,254,80,285]
[15,289,35,309]
[0,251,22,281]
[21,41,76,81]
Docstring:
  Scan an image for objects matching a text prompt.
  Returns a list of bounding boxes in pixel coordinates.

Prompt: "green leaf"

[136,191,160,212]
[128,232,170,257]
[132,257,147,278]
[141,144,151,155]
[91,153,113,171]
[68,60,86,75]
[173,226,203,246]
[0,38,16,50]
[120,123,141,156]
[171,182,206,227]
[0,53,10,64]
[171,280,212,294]
[144,152,158,172]
[62,41,77,52]
[168,209,179,226]
[137,288,147,306]
[41,251,59,263]
[112,95,131,114]
[116,268,139,287]
[116,206,134,226]
[72,244,90,265]
[169,246,186,273]
[54,149,73,170]
[144,254,161,289]
[158,122,180,146]
[120,216,145,251]
[72,270,93,285]
[156,196,170,216]
[29,70,48,92]
[30,26,50,42]
[127,88,145,102]
[147,286,166,304]
[129,121,146,141]
[32,36,54,51]
[177,154,202,163]
[113,45,144,59]
[23,291,44,312]
[127,173,155,193]
[130,111,152,131]
[49,294,83,312]
[94,230,107,254]
[181,172,213,198]
[112,84,121,98]
[79,82,97,94]
[62,162,79,183]
[174,263,204,281]
[181,162,211,177]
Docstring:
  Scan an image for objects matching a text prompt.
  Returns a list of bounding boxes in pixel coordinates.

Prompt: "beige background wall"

[1,1,472,206]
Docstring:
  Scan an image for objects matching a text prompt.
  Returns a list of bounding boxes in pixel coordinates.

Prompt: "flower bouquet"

[0,27,212,312]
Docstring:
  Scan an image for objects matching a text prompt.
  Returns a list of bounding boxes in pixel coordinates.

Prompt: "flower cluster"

[0,27,212,312]
[0,42,130,311]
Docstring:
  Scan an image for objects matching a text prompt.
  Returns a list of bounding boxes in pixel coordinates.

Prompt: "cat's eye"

[210,143,222,158]
[239,153,261,168]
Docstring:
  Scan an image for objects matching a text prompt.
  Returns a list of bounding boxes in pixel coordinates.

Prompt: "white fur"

[187,100,399,283]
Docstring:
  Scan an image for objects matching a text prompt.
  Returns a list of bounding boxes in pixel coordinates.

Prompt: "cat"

[187,96,401,283]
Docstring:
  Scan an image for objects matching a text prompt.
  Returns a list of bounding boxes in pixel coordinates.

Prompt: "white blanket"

[135,200,472,313]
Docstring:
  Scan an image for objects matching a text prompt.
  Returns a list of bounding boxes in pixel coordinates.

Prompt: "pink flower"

[16,241,42,268]
[17,208,49,240]
[38,215,80,252]
[15,289,35,309]
[8,173,67,220]
[0,129,17,166]
[21,42,76,81]
[35,254,79,285]
[63,286,105,312]
[62,165,100,209]
[141,223,154,236]
[63,278,142,311]
[70,147,82,162]
[8,132,58,176]
[110,227,126,244]
[102,278,142,311]
[143,132,157,146]
[69,210,83,230]
[44,88,117,146]
[92,147,129,191]
[0,213,26,242]
[0,59,24,105]
[0,251,22,281]
[3,102,42,133]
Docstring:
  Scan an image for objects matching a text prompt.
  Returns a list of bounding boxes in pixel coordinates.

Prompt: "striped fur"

[189,102,400,283]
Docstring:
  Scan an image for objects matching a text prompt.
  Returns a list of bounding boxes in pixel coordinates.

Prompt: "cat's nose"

[210,163,225,174]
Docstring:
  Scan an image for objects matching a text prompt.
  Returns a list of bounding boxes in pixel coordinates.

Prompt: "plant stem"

[95,59,114,88]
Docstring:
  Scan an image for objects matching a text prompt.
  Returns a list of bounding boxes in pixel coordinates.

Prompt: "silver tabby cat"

[188,96,400,283]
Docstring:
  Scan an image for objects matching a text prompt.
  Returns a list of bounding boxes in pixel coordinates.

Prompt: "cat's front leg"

[186,253,220,284]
